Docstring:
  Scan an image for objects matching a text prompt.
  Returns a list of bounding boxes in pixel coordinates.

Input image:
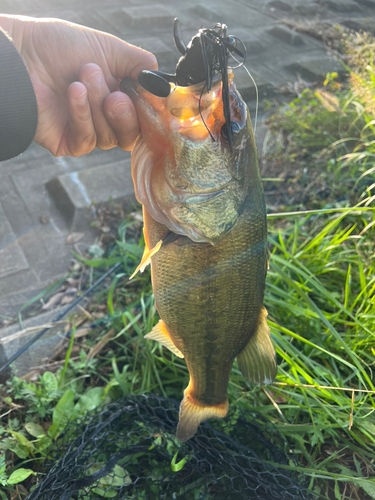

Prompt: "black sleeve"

[0,28,38,161]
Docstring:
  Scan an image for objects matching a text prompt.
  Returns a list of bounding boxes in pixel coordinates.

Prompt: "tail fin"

[176,386,228,442]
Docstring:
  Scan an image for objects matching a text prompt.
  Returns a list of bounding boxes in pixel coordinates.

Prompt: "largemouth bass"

[121,55,276,443]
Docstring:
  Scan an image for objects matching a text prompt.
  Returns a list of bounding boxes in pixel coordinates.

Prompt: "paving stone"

[294,3,322,15]
[73,11,119,35]
[127,37,175,68]
[0,307,68,379]
[0,286,53,320]
[228,27,265,58]
[0,0,13,13]
[267,0,293,11]
[0,269,41,302]
[285,56,346,82]
[15,225,72,284]
[0,176,33,238]
[46,160,136,231]
[190,3,272,28]
[118,4,174,30]
[267,25,304,46]
[3,0,37,13]
[0,147,130,309]
[325,0,362,11]
[354,0,375,7]
[96,7,134,34]
[341,17,375,33]
[0,203,29,280]
[235,69,276,102]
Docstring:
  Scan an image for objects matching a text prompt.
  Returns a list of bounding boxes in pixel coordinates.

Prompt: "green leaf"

[7,432,34,459]
[358,419,375,436]
[35,435,52,453]
[7,442,29,459]
[88,464,131,498]
[0,454,7,487]
[42,371,58,392]
[7,468,35,485]
[91,487,117,498]
[171,451,188,472]
[357,480,375,499]
[25,422,46,438]
[0,454,5,473]
[48,389,75,440]
[9,431,33,449]
[73,387,104,418]
[334,480,340,500]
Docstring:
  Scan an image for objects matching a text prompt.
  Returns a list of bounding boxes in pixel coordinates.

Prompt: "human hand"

[0,15,157,156]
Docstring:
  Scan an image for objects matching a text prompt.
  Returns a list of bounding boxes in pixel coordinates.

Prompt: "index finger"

[98,33,158,81]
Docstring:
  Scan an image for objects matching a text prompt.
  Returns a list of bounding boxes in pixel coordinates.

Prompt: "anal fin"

[129,239,163,280]
[237,307,277,385]
[145,319,184,358]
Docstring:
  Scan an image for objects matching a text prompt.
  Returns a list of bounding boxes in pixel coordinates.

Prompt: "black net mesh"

[27,395,315,500]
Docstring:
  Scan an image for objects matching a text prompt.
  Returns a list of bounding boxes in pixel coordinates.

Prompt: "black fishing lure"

[138,18,246,151]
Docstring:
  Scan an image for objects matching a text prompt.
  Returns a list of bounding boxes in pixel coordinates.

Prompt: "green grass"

[265,208,375,498]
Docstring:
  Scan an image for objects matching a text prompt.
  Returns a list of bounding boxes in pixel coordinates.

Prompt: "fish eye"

[221,122,241,142]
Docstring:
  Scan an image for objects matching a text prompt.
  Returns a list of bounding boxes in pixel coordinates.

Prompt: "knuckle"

[73,135,96,156]
[97,136,118,150]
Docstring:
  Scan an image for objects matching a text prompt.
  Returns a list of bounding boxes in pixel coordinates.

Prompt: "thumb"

[102,33,158,81]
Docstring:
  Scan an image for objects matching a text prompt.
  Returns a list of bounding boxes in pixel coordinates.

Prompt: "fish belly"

[143,184,268,440]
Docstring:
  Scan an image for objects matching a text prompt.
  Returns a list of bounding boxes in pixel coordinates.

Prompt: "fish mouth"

[125,74,251,245]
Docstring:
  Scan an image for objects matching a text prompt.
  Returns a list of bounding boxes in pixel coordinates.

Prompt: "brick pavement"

[0,0,374,371]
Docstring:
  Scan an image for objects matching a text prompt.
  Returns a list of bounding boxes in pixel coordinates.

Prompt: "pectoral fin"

[145,320,184,358]
[129,238,163,280]
[237,307,277,385]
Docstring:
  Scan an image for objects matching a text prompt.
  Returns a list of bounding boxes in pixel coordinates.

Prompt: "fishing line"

[231,53,259,137]
[0,262,123,374]
[242,64,259,137]
[267,206,375,218]
[199,81,215,143]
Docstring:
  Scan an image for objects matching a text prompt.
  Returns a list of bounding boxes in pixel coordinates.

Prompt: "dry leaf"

[60,295,75,305]
[42,292,65,310]
[64,287,78,295]
[65,278,79,287]
[315,89,344,114]
[39,215,50,225]
[130,212,144,222]
[66,232,85,244]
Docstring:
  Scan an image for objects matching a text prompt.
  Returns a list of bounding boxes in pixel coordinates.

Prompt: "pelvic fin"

[129,238,163,280]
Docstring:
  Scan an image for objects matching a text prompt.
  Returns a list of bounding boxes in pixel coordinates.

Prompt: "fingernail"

[111,102,130,117]
[75,91,87,106]
[85,71,104,89]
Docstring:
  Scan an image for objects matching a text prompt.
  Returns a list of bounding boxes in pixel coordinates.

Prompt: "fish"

[120,49,277,444]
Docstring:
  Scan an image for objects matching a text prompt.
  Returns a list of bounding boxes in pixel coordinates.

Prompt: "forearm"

[0,21,37,161]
